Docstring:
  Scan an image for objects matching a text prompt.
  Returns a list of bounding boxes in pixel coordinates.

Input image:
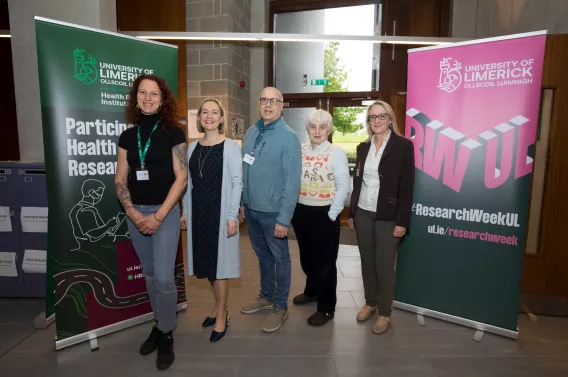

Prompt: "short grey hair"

[305,109,334,135]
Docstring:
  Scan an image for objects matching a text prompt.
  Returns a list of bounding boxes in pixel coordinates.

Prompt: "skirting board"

[393,300,518,340]
[55,302,188,350]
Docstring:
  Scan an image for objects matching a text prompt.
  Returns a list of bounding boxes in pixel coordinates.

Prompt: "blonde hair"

[364,100,402,142]
[196,98,225,134]
[305,109,334,135]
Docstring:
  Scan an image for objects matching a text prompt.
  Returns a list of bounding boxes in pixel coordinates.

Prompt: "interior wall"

[116,0,187,118]
[249,0,269,123]
[451,0,568,38]
[186,0,252,139]
[8,0,117,162]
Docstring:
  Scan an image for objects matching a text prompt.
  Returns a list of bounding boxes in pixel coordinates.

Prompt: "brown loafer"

[356,305,377,322]
[372,316,391,334]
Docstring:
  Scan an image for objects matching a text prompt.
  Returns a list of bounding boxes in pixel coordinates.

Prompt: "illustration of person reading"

[70,179,129,250]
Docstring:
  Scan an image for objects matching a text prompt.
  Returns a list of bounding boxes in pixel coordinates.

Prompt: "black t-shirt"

[118,113,186,205]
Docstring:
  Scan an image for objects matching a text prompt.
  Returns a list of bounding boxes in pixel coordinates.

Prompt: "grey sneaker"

[261,306,289,333]
[240,296,273,314]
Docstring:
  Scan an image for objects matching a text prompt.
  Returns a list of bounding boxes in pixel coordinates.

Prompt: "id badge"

[243,153,255,165]
[136,168,149,181]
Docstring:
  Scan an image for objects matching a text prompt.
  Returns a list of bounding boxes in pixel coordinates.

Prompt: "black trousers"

[291,203,341,313]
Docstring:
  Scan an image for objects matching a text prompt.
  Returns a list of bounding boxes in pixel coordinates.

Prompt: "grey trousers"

[126,203,180,332]
[353,208,400,317]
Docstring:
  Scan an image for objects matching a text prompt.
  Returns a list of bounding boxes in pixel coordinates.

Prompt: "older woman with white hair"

[291,109,350,327]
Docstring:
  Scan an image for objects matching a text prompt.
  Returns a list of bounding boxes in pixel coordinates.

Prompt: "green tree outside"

[324,41,364,135]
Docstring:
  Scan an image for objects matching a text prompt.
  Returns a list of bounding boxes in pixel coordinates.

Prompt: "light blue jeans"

[126,203,180,332]
[245,207,291,309]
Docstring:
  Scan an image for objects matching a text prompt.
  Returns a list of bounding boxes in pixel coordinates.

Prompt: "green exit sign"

[310,79,329,86]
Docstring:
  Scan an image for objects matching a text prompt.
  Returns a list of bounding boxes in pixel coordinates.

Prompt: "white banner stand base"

[473,330,484,342]
[417,314,426,326]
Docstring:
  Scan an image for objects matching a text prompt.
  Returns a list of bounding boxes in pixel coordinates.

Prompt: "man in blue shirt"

[239,86,302,332]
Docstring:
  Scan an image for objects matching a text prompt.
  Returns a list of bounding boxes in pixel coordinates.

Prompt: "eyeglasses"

[259,97,282,106]
[367,113,389,122]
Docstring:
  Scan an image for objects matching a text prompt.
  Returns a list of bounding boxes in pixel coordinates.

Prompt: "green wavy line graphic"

[66,287,88,318]
[70,286,88,314]
[52,256,91,270]
[56,330,77,338]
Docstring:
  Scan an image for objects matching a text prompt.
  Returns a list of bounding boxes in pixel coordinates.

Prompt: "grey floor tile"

[0,299,45,323]
[236,355,336,377]
[0,322,37,340]
[334,355,438,377]
[351,291,366,308]
[8,325,53,353]
[1,228,568,376]
[426,355,539,377]
[336,291,357,308]
[337,277,364,292]
[338,244,361,257]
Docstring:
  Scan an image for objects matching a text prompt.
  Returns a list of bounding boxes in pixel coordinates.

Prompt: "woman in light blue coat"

[180,98,243,343]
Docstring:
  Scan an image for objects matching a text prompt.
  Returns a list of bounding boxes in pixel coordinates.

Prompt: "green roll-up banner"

[395,31,547,339]
[35,17,187,350]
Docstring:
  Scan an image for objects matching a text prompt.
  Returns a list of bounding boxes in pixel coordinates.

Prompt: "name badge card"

[243,154,255,165]
[136,168,149,181]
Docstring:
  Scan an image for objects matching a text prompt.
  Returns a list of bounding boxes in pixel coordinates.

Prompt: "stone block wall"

[186,0,252,138]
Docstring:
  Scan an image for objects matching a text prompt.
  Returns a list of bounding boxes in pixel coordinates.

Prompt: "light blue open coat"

[183,139,243,279]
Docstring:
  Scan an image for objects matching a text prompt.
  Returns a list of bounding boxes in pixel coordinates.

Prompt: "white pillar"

[8,0,116,161]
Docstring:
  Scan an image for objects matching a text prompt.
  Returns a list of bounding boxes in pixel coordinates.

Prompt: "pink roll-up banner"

[395,31,547,339]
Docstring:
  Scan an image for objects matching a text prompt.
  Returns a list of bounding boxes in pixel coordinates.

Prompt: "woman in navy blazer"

[348,100,415,334]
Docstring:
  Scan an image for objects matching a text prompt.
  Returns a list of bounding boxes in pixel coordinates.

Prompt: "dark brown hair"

[125,74,180,132]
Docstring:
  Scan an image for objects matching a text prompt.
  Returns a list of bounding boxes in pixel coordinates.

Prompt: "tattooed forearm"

[173,143,188,171]
[115,182,133,208]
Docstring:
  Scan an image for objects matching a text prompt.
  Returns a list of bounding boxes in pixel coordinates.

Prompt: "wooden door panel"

[116,0,187,117]
[378,0,451,101]
[521,35,568,312]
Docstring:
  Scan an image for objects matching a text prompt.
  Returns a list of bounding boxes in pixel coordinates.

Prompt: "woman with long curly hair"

[114,74,187,370]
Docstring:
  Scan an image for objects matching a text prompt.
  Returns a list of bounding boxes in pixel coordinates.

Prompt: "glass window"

[274,4,381,94]
[331,105,367,166]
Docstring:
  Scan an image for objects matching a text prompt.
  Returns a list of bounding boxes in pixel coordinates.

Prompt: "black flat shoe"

[307,312,334,327]
[156,330,175,370]
[202,316,216,327]
[139,325,160,356]
[210,312,230,343]
[293,293,317,305]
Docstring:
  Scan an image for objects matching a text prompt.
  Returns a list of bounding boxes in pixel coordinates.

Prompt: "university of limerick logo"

[438,57,462,93]
[73,48,98,85]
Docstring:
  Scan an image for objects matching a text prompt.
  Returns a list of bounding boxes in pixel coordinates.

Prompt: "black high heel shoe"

[202,305,227,328]
[201,316,216,328]
[210,311,230,343]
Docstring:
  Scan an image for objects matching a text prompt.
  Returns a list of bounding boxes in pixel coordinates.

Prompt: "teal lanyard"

[137,121,159,169]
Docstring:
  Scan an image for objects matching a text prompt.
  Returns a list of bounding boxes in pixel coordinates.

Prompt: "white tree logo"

[438,57,463,93]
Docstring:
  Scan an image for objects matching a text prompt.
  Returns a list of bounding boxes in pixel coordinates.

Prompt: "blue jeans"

[126,203,180,332]
[245,207,291,309]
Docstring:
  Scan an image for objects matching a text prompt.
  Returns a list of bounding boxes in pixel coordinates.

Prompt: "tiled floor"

[1,226,568,376]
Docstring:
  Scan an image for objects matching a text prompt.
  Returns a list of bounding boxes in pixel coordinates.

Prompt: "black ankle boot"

[156,330,175,370]
[139,325,161,356]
